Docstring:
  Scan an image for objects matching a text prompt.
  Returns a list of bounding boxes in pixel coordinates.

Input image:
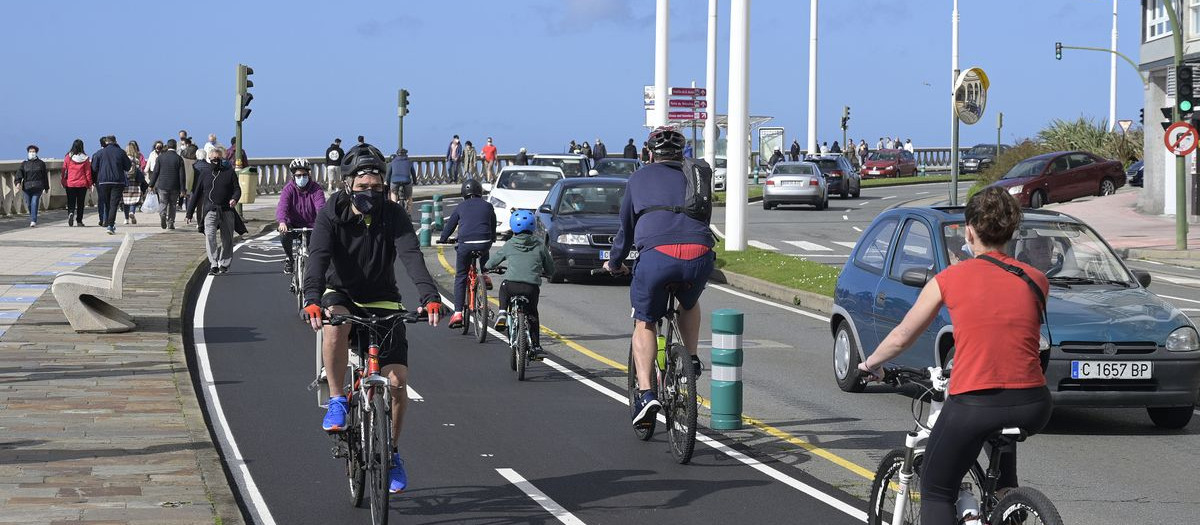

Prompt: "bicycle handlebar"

[486,267,506,274]
[324,311,427,327]
[879,365,949,389]
[436,239,456,245]
[288,227,314,233]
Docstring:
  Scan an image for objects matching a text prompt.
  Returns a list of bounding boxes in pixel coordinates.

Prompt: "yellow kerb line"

[434,245,875,481]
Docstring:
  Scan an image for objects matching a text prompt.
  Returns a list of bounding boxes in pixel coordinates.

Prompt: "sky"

[0,0,1145,160]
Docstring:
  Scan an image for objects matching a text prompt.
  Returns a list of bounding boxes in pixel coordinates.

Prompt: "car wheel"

[549,270,565,284]
[1029,190,1046,209]
[852,182,861,198]
[762,199,773,210]
[834,321,866,393]
[1147,406,1194,429]
[841,184,849,199]
[818,193,828,210]
[1098,178,1116,196]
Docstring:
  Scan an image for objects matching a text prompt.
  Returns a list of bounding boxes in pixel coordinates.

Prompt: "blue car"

[830,206,1200,428]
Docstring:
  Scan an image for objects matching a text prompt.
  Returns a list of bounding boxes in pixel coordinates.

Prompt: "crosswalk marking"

[1154,274,1200,286]
[832,241,858,249]
[784,241,832,251]
[748,240,778,251]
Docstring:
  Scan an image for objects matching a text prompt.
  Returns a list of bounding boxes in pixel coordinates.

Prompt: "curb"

[710,269,833,316]
[1125,248,1200,262]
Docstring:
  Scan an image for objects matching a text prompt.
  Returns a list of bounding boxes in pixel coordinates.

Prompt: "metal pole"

[997,112,1003,163]
[1165,1,1189,250]
[1109,0,1118,131]
[691,80,698,156]
[655,0,670,128]
[949,0,960,206]
[397,89,404,154]
[727,0,750,251]
[704,0,718,170]
[806,0,818,153]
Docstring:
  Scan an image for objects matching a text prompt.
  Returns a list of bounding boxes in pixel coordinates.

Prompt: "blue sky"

[0,0,1144,160]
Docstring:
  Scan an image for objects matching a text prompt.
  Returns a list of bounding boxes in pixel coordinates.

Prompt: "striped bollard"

[419,203,432,247]
[432,194,444,231]
[710,309,744,430]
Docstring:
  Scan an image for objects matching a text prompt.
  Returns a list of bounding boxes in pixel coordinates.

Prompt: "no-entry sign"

[1164,121,1199,156]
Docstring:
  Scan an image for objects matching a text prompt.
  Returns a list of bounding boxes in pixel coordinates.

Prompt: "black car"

[535,177,630,283]
[805,154,861,198]
[1127,160,1143,187]
[960,144,1009,173]
[589,158,642,178]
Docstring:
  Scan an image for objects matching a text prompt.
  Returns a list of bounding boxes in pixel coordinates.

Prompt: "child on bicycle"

[485,210,554,360]
[438,178,496,329]
[276,158,326,274]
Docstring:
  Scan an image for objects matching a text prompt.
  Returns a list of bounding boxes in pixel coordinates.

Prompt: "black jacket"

[149,150,187,192]
[16,158,48,192]
[303,191,439,307]
[593,142,607,160]
[623,144,638,159]
[186,161,242,219]
[437,197,497,244]
[93,143,132,185]
[325,144,344,166]
[514,151,528,165]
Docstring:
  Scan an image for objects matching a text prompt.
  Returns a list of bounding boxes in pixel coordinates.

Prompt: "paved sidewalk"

[1049,190,1200,269]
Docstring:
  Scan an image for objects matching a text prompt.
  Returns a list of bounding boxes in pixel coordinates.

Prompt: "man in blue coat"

[93,135,132,234]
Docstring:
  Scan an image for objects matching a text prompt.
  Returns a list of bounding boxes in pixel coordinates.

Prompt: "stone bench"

[51,233,136,333]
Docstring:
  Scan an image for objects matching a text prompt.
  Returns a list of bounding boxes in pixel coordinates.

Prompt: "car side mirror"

[900,268,934,288]
[537,204,553,214]
[1131,269,1152,288]
[588,169,599,177]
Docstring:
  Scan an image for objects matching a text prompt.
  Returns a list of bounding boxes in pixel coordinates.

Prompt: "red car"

[988,151,1125,209]
[860,149,917,178]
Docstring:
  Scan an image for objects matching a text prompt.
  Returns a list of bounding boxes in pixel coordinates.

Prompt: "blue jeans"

[22,190,42,223]
[447,160,461,182]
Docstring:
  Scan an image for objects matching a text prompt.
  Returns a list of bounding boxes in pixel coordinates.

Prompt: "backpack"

[637,159,713,223]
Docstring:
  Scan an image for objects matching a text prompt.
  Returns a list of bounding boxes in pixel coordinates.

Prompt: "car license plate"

[599,250,639,261]
[781,180,805,186]
[1070,361,1152,379]
[867,170,880,175]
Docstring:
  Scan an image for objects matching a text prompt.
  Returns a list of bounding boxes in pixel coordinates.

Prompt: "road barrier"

[710,308,744,430]
[432,194,444,231]
[419,203,432,247]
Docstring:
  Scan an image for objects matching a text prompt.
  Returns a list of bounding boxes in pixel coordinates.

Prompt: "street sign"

[669,99,708,108]
[1164,121,1199,156]
[670,87,706,97]
[953,67,989,125]
[644,85,655,109]
[668,111,708,120]
[1117,119,1133,133]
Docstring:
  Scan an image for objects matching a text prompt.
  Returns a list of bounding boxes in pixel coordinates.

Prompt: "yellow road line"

[433,244,875,481]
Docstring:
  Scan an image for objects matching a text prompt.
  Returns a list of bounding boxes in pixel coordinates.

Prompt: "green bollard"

[710,309,744,430]
[432,194,444,231]
[419,203,432,247]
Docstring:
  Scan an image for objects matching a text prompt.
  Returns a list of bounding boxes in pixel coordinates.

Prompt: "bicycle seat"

[663,281,692,294]
[988,427,1028,447]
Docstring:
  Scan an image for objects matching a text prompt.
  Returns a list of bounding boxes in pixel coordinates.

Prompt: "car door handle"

[875,292,886,307]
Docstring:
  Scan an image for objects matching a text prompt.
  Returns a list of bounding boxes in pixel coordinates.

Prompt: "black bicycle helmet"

[340,142,387,179]
[647,126,686,159]
[461,178,483,198]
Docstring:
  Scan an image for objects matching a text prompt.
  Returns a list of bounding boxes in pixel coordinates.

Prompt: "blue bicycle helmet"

[509,209,536,234]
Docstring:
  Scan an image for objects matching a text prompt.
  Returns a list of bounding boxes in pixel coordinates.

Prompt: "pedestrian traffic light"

[841,106,850,130]
[236,64,254,122]
[1178,64,1195,115]
[1140,108,1144,126]
[399,89,410,116]
[1055,42,1062,61]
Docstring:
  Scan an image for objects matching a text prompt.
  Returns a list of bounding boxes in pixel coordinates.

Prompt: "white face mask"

[27,152,37,160]
[295,176,310,188]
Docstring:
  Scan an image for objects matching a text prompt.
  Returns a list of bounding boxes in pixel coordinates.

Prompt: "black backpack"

[637,159,713,223]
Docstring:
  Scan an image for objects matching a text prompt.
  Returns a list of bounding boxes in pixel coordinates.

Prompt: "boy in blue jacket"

[438,178,497,328]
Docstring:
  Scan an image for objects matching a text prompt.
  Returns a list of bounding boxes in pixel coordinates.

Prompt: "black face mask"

[352,189,383,214]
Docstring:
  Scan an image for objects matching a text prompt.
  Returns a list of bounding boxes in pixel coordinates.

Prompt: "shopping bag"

[141,192,160,214]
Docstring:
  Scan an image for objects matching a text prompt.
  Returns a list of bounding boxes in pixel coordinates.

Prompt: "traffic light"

[1140,108,1144,126]
[399,89,410,116]
[1055,42,1062,60]
[840,106,850,130]
[236,64,254,122]
[1178,64,1195,115]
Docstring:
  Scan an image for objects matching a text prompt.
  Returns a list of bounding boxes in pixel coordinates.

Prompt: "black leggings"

[499,281,540,346]
[920,386,1052,525]
[280,229,311,260]
[65,187,88,222]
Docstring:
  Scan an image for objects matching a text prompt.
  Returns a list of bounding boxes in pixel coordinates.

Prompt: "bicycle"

[488,267,539,381]
[438,240,490,344]
[286,227,313,311]
[313,309,425,525]
[594,267,698,464]
[866,365,1063,525]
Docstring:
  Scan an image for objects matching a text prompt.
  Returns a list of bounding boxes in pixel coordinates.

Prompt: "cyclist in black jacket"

[300,142,442,494]
[437,178,497,329]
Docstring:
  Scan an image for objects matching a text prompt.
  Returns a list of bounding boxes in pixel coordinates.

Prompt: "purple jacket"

[276,179,327,226]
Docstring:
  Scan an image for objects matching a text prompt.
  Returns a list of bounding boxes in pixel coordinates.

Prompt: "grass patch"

[714,240,839,297]
[860,174,976,188]
[713,185,764,204]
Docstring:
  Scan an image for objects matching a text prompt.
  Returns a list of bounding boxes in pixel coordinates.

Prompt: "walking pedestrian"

[149,139,187,230]
[623,138,638,159]
[94,136,131,234]
[62,139,93,227]
[845,137,859,167]
[904,138,915,154]
[325,138,345,181]
[682,141,693,159]
[567,140,578,154]
[387,149,415,214]
[820,141,830,155]
[92,137,110,225]
[176,130,188,154]
[205,134,219,155]
[463,140,479,179]
[446,135,463,182]
[768,148,784,168]
[876,137,885,150]
[122,142,147,225]
[580,141,592,159]
[181,137,199,206]
[186,148,242,275]
[593,138,607,161]
[859,139,869,164]
[789,140,801,161]
[16,145,49,227]
[640,141,651,162]
[830,140,842,154]
[146,140,163,178]
[277,158,326,274]
[225,137,248,167]
[482,137,498,181]
[514,147,529,166]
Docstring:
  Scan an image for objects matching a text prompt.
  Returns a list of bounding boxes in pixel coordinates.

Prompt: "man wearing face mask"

[186,148,241,275]
[300,142,443,495]
[276,158,326,274]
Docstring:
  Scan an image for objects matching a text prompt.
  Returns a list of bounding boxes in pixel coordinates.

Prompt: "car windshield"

[942,221,1133,284]
[869,152,898,161]
[557,183,626,215]
[968,146,995,155]
[715,158,727,169]
[1002,158,1049,179]
[533,157,585,177]
[496,170,561,191]
[594,160,638,176]
[773,164,814,175]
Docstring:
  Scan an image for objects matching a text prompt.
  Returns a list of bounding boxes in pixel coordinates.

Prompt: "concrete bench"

[51,234,136,333]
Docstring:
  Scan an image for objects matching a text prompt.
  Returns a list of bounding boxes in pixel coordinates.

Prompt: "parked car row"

[763,155,862,210]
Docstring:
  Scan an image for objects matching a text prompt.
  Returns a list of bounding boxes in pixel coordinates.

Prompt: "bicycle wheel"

[991,487,1064,525]
[665,344,697,464]
[867,449,986,525]
[473,261,488,344]
[508,322,518,371]
[460,274,472,336]
[294,254,307,311]
[627,344,657,440]
[345,394,366,507]
[515,312,528,381]
[368,392,391,525]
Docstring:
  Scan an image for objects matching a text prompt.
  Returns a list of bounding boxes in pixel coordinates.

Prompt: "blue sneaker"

[322,396,348,432]
[389,453,407,493]
[632,390,661,429]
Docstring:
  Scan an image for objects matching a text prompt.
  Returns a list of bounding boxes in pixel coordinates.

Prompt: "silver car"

[762,161,828,210]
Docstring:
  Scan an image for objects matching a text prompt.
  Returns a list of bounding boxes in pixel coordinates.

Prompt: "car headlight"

[487,196,507,208]
[883,165,895,170]
[1007,185,1023,195]
[1166,326,1200,352]
[1039,333,1049,351]
[556,233,590,245]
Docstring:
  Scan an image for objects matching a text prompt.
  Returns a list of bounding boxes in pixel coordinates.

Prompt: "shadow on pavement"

[0,440,203,465]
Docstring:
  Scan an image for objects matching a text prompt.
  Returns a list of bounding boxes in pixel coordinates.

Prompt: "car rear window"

[497,170,562,191]
[557,184,626,215]
[533,158,585,177]
[814,160,841,172]
[773,164,814,175]
[596,160,638,175]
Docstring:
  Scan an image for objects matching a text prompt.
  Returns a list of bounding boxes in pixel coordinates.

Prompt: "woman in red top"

[859,186,1053,525]
[62,139,94,227]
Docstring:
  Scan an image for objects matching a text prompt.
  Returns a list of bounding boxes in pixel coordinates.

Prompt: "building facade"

[1141,0,1199,217]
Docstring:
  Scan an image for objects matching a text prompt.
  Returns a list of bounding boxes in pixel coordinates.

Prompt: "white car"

[485,166,565,234]
[713,156,727,191]
[531,153,592,178]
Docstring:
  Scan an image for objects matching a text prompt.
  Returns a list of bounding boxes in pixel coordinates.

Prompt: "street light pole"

[704,0,718,171]
[727,0,750,251]
[1109,0,1118,131]
[949,0,961,206]
[806,0,818,154]
[655,0,670,128]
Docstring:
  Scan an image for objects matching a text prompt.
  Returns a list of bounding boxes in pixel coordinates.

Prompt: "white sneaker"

[123,218,129,225]
[29,222,36,228]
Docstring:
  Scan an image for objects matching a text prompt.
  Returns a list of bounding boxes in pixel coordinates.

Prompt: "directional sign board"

[1164,121,1199,156]
[669,111,708,120]
[670,87,706,97]
[669,99,708,108]
[953,67,989,125]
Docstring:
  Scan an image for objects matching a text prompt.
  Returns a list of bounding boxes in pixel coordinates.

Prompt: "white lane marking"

[242,257,287,264]
[916,191,929,195]
[709,284,829,322]
[710,224,725,239]
[496,468,587,525]
[852,226,863,232]
[407,385,424,401]
[832,241,858,249]
[748,240,778,251]
[194,235,278,525]
[1140,260,1163,265]
[881,195,896,200]
[1181,308,1200,312]
[784,241,832,252]
[1153,274,1200,286]
[842,215,849,221]
[1157,295,1200,305]
[857,201,869,206]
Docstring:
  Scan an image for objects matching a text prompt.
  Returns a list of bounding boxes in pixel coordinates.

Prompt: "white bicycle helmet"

[289,158,311,172]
